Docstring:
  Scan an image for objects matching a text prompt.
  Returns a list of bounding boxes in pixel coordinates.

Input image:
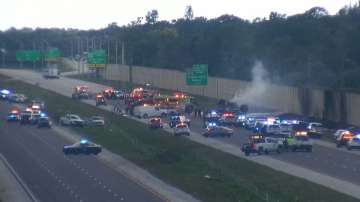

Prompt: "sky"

[0,0,354,30]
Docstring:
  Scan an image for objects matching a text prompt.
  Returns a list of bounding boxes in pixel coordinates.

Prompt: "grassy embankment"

[0,77,358,202]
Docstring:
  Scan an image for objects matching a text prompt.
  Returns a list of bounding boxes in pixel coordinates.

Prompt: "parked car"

[87,116,105,126]
[133,105,167,119]
[346,135,360,150]
[149,117,163,129]
[59,114,84,127]
[9,93,27,103]
[174,123,190,136]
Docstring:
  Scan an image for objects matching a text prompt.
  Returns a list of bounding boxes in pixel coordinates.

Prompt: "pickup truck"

[242,137,283,156]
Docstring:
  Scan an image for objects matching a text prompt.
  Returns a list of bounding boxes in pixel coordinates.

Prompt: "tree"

[145,10,159,24]
[184,5,194,20]
[269,12,286,21]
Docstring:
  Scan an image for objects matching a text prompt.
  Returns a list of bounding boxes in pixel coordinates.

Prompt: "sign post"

[186,64,208,86]
[87,49,106,78]
[45,48,60,62]
[16,50,41,69]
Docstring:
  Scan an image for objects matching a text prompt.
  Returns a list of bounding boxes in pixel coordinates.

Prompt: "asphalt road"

[2,69,360,192]
[0,101,162,202]
[107,98,360,186]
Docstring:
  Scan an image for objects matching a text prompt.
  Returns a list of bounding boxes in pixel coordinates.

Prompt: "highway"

[2,69,360,197]
[0,101,162,202]
[108,100,360,186]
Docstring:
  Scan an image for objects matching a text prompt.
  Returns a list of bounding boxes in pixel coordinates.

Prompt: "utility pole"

[115,39,118,64]
[71,40,74,58]
[86,37,89,52]
[33,41,36,70]
[1,42,5,68]
[107,39,110,63]
[77,37,80,57]
[19,41,24,68]
[121,41,125,65]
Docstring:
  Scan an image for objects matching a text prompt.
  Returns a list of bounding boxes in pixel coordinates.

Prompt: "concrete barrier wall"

[64,59,360,126]
[346,93,360,126]
[104,64,304,113]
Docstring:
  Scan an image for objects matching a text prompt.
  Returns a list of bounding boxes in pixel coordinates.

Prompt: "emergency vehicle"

[336,130,353,147]
[95,93,107,106]
[72,85,90,99]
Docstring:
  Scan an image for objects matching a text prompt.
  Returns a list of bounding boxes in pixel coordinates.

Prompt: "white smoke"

[231,61,270,106]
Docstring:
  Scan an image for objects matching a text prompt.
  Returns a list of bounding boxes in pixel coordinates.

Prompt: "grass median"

[0,78,358,202]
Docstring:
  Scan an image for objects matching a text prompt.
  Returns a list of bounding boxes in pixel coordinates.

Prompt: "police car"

[7,109,20,122]
[219,112,236,126]
[346,134,360,150]
[37,114,52,128]
[203,110,220,128]
[63,139,102,155]
[0,89,11,100]
[203,122,233,138]
[288,131,313,152]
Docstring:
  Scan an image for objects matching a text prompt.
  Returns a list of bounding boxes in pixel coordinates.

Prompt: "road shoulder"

[0,154,38,202]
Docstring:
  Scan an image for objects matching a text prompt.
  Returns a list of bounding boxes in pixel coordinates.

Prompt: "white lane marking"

[108,189,112,193]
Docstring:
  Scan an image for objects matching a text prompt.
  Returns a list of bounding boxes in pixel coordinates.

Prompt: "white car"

[9,93,27,103]
[133,105,167,119]
[60,114,84,127]
[87,116,105,126]
[346,135,360,150]
[174,124,190,136]
[279,124,293,136]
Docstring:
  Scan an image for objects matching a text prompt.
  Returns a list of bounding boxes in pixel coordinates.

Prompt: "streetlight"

[0,48,6,68]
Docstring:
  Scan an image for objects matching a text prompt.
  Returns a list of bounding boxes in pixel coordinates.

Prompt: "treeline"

[1,3,360,90]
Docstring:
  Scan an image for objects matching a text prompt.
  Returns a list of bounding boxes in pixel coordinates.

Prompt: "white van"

[133,105,168,119]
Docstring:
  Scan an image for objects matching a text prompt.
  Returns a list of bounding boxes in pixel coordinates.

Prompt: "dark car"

[149,117,163,129]
[20,111,32,125]
[95,94,107,106]
[63,140,102,155]
[203,124,233,138]
[37,116,52,128]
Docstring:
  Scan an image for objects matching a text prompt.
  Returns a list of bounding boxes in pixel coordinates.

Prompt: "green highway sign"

[87,49,106,68]
[16,50,41,62]
[186,64,208,86]
[45,48,60,62]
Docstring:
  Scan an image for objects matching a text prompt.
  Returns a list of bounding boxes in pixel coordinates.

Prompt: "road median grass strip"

[0,78,358,202]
